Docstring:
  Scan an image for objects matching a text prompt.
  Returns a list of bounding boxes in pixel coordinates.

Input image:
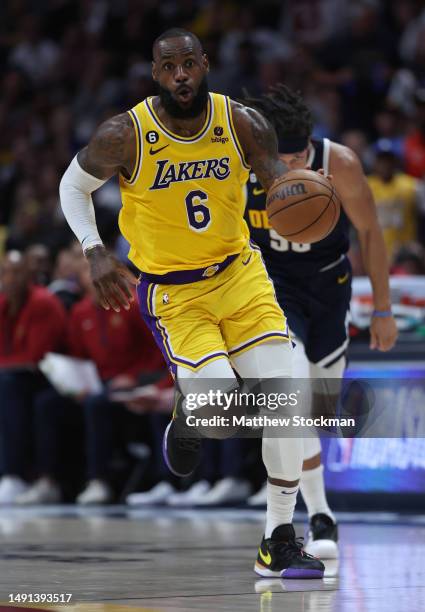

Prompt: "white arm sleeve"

[59,155,108,251]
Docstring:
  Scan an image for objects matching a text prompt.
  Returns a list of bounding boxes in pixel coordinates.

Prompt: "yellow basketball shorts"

[137,241,289,376]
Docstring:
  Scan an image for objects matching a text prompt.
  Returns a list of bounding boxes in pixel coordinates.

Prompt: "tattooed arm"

[231,101,288,190]
[60,113,139,312]
[77,112,136,180]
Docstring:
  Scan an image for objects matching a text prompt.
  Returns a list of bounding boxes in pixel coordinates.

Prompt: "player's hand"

[85,245,140,312]
[317,168,333,182]
[370,315,398,351]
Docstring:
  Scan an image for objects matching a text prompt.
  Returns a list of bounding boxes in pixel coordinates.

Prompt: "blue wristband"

[372,310,392,318]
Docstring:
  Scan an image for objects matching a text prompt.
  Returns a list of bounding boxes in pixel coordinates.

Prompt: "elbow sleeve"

[59,155,107,250]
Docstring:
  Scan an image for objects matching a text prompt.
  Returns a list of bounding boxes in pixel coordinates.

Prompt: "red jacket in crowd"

[68,294,165,381]
[0,285,67,367]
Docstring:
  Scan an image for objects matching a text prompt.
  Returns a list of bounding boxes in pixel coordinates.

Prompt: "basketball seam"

[279,188,334,238]
[270,176,334,196]
[324,195,339,238]
[268,192,328,218]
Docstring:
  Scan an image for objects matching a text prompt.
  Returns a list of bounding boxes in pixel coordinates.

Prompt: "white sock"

[265,481,298,538]
[300,464,335,522]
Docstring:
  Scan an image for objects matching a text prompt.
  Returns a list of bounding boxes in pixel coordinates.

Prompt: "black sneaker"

[254,524,325,579]
[162,391,202,477]
[305,513,339,559]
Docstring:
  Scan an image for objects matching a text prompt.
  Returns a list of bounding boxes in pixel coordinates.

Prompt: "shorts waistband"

[141,253,239,285]
[319,254,346,273]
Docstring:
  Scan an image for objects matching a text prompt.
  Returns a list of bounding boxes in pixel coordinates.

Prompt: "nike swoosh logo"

[337,272,349,284]
[259,547,272,565]
[242,254,252,266]
[253,187,265,196]
[149,144,169,155]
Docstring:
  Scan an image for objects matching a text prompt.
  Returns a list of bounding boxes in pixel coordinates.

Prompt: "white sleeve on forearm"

[59,155,107,251]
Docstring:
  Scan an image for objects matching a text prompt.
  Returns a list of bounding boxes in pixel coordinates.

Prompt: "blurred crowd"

[0,245,262,506]
[1,0,425,267]
[2,0,425,505]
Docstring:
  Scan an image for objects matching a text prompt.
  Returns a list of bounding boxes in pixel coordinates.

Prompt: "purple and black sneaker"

[163,391,202,478]
[254,524,325,579]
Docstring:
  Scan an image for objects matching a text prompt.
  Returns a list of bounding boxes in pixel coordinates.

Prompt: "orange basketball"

[266,169,341,244]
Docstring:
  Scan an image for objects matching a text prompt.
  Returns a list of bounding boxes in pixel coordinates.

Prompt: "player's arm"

[59,113,139,312]
[231,101,288,190]
[330,143,398,351]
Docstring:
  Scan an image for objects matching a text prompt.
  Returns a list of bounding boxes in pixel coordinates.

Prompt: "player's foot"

[0,476,29,505]
[163,392,202,477]
[167,480,211,506]
[304,513,339,559]
[76,479,113,505]
[254,524,325,579]
[247,482,267,507]
[194,477,251,506]
[15,477,61,505]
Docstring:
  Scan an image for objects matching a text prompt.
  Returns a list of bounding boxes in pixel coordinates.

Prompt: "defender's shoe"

[163,391,202,477]
[254,524,325,579]
[304,513,339,559]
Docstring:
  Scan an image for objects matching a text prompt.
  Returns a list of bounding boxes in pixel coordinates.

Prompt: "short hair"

[153,28,203,58]
[243,84,313,140]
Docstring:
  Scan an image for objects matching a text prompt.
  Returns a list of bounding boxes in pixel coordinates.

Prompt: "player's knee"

[177,360,243,439]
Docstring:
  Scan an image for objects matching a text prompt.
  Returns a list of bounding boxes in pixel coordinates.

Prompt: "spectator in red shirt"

[22,259,169,505]
[0,250,67,504]
[404,89,425,179]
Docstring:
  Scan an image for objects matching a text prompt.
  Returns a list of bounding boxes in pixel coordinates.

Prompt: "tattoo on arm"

[231,102,288,191]
[77,112,136,180]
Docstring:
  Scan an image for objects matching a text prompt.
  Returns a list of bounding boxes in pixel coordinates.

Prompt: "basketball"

[266,169,341,244]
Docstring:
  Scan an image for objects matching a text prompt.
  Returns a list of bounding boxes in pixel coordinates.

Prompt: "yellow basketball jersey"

[119,93,250,275]
[368,173,418,260]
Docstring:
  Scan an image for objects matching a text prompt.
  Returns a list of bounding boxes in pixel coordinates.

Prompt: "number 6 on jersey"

[185,190,211,232]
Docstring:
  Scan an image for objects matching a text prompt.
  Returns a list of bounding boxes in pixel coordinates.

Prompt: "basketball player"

[244,85,398,559]
[59,30,324,578]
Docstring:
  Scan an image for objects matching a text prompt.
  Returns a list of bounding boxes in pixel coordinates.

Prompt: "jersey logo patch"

[202,264,219,278]
[150,158,231,190]
[337,272,349,284]
[149,144,169,155]
[211,126,229,144]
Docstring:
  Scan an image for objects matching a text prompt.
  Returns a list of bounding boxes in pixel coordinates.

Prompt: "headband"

[278,135,310,154]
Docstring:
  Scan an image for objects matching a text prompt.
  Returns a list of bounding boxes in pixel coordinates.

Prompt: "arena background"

[1,0,425,510]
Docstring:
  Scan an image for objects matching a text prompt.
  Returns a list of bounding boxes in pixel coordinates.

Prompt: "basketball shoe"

[163,390,202,477]
[254,524,325,579]
[304,513,339,559]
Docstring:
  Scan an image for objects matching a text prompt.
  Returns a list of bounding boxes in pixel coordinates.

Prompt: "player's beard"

[158,77,209,119]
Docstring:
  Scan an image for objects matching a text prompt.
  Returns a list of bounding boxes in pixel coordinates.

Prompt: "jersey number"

[185,190,211,232]
[269,229,311,252]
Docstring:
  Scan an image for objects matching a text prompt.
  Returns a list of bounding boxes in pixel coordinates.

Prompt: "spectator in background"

[404,89,425,179]
[31,258,167,505]
[0,250,67,504]
[368,139,422,263]
[391,242,425,275]
[47,244,83,311]
[17,256,168,506]
[25,243,52,286]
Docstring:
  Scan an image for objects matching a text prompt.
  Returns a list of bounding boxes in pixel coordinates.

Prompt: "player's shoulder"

[229,99,272,136]
[329,141,363,174]
[94,112,134,144]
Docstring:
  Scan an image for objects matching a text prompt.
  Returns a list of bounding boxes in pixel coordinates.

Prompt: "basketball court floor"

[0,506,424,612]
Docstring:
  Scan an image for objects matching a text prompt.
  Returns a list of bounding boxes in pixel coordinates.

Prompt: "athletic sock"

[265,481,298,538]
[300,464,335,522]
